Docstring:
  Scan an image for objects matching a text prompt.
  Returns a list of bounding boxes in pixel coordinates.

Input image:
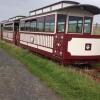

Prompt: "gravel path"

[0,48,60,100]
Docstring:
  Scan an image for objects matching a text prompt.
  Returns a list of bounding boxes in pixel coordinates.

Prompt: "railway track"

[70,64,100,82]
[83,67,100,82]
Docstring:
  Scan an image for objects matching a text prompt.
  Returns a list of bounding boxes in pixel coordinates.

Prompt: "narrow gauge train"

[1,0,100,65]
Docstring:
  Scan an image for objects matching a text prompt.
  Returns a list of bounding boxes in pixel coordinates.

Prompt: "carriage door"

[0,24,3,39]
[14,22,19,45]
[54,14,66,59]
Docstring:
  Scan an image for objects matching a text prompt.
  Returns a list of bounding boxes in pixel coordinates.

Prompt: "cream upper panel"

[57,8,93,16]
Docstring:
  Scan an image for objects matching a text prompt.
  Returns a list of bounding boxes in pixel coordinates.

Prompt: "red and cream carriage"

[0,16,25,44]
[1,1,100,64]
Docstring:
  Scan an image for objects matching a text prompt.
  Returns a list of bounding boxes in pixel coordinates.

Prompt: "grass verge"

[0,40,100,100]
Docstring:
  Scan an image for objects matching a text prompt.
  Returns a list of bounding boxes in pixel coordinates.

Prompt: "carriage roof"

[29,0,100,16]
[8,16,25,21]
[1,16,25,25]
[1,1,100,23]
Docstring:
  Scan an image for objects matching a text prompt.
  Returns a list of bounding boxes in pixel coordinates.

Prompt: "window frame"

[68,16,83,34]
[37,17,45,32]
[83,17,93,34]
[4,23,14,31]
[57,14,66,33]
[45,14,55,33]
[25,21,31,31]
[20,21,25,31]
[30,20,37,32]
[19,14,55,33]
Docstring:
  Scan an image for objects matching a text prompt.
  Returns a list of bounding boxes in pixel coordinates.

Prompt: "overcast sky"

[0,0,100,23]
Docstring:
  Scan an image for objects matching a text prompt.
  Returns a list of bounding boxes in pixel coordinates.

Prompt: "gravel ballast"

[0,48,60,100]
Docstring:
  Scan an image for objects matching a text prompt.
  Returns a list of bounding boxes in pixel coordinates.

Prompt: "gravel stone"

[0,48,60,100]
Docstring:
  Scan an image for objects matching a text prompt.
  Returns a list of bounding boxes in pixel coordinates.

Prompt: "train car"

[1,0,100,65]
[19,1,100,64]
[1,16,25,45]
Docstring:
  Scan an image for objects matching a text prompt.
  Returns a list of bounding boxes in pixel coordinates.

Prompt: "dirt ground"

[0,48,60,100]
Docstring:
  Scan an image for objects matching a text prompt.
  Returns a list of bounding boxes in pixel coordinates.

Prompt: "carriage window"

[68,16,83,33]
[45,15,55,32]
[4,23,13,31]
[37,17,44,32]
[30,21,37,31]
[20,21,25,31]
[57,15,66,33]
[84,17,92,34]
[25,21,30,31]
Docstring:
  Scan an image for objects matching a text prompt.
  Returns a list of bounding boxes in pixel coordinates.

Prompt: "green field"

[0,40,100,100]
[93,25,100,35]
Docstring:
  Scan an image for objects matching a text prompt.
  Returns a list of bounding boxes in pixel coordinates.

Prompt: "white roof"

[29,0,79,16]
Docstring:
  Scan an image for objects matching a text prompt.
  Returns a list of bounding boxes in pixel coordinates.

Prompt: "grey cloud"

[0,0,100,23]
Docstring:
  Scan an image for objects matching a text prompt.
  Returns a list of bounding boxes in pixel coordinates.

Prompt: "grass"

[95,63,100,68]
[93,26,100,35]
[0,40,100,100]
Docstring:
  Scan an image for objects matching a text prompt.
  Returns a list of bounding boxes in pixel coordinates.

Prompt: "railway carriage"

[1,16,25,44]
[1,0,100,64]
